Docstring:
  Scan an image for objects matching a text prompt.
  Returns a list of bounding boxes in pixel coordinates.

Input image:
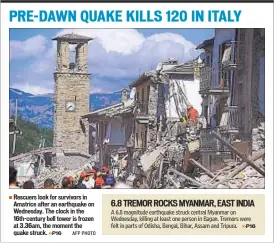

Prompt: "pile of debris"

[138,121,200,189]
[197,149,265,189]
[252,122,265,152]
[136,122,265,189]
[11,147,97,188]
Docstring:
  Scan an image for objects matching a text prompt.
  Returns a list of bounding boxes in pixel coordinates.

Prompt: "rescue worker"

[187,105,198,125]
[105,171,116,188]
[180,115,188,125]
[77,172,87,189]
[68,176,75,188]
[61,177,72,189]
[95,171,105,189]
[88,168,97,178]
[82,171,95,189]
[101,166,109,181]
[43,178,56,189]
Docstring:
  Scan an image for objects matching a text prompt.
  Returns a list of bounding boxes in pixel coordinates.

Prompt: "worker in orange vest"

[95,171,105,189]
[187,105,198,125]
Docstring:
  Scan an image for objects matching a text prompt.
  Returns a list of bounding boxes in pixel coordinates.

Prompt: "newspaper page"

[1,0,273,242]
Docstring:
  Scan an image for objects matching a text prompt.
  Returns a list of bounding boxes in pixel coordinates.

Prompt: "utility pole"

[12,98,18,155]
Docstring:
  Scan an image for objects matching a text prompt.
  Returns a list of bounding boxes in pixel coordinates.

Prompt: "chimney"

[121,89,128,103]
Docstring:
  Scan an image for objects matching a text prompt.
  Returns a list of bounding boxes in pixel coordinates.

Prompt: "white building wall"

[165,78,202,120]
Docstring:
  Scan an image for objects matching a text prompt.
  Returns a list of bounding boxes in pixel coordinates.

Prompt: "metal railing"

[199,128,230,152]
[199,65,212,92]
[221,41,244,70]
[200,65,230,93]
[219,106,244,133]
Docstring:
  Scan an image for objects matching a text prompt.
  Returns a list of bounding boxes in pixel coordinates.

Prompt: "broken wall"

[108,118,125,146]
[147,81,158,149]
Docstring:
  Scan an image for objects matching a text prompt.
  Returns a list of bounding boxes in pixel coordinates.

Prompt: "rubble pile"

[197,152,265,189]
[11,148,97,188]
[33,167,83,188]
[252,122,265,152]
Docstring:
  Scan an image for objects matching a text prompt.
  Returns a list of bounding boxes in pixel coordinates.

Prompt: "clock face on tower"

[65,101,76,112]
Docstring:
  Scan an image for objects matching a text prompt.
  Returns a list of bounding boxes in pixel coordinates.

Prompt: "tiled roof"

[82,102,133,119]
[129,70,157,88]
[196,37,214,50]
[52,33,93,43]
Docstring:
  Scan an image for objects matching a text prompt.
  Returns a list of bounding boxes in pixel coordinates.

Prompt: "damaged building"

[9,29,265,189]
[195,28,265,188]
[82,89,135,172]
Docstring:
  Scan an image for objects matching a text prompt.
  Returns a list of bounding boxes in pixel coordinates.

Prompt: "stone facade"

[251,28,265,126]
[147,81,158,149]
[53,34,92,156]
[236,28,265,136]
[53,73,90,154]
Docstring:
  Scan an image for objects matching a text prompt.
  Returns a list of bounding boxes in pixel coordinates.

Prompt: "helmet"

[88,169,97,175]
[102,166,109,173]
[80,171,89,178]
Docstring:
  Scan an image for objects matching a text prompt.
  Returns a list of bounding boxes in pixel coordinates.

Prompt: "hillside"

[9,116,53,157]
[9,88,122,128]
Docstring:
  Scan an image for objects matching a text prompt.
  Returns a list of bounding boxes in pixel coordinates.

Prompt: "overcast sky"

[10,28,214,94]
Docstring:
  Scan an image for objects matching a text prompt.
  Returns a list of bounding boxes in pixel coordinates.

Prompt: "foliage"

[9,116,53,157]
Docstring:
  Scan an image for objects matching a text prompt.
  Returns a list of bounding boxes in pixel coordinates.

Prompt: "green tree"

[9,116,53,157]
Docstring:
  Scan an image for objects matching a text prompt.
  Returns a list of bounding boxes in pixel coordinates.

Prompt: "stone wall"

[240,28,254,135]
[251,28,265,126]
[56,41,70,71]
[252,122,265,152]
[146,81,158,149]
[53,72,90,154]
[76,43,88,72]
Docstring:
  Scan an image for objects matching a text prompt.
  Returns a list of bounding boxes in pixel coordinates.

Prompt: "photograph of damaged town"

[9,28,265,189]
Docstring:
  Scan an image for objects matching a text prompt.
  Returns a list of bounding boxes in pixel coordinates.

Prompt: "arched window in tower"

[69,44,77,70]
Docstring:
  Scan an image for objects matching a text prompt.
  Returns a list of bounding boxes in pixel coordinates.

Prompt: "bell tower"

[52,33,93,155]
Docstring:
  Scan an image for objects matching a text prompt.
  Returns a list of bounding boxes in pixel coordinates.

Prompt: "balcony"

[199,65,229,95]
[221,40,244,70]
[199,128,230,153]
[199,65,212,94]
[219,106,244,134]
[135,101,149,124]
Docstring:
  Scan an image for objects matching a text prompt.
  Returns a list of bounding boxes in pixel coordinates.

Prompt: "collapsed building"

[133,28,265,189]
[85,28,266,189]
[84,58,203,187]
[9,29,265,189]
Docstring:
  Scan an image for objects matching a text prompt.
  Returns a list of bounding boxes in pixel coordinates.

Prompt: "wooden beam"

[211,131,265,176]
[168,168,211,188]
[189,158,215,178]
[208,149,265,189]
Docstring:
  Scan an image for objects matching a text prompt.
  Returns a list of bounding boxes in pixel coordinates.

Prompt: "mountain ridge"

[9,88,122,129]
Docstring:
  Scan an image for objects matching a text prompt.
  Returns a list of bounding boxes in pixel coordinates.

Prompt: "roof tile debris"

[164,61,194,74]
